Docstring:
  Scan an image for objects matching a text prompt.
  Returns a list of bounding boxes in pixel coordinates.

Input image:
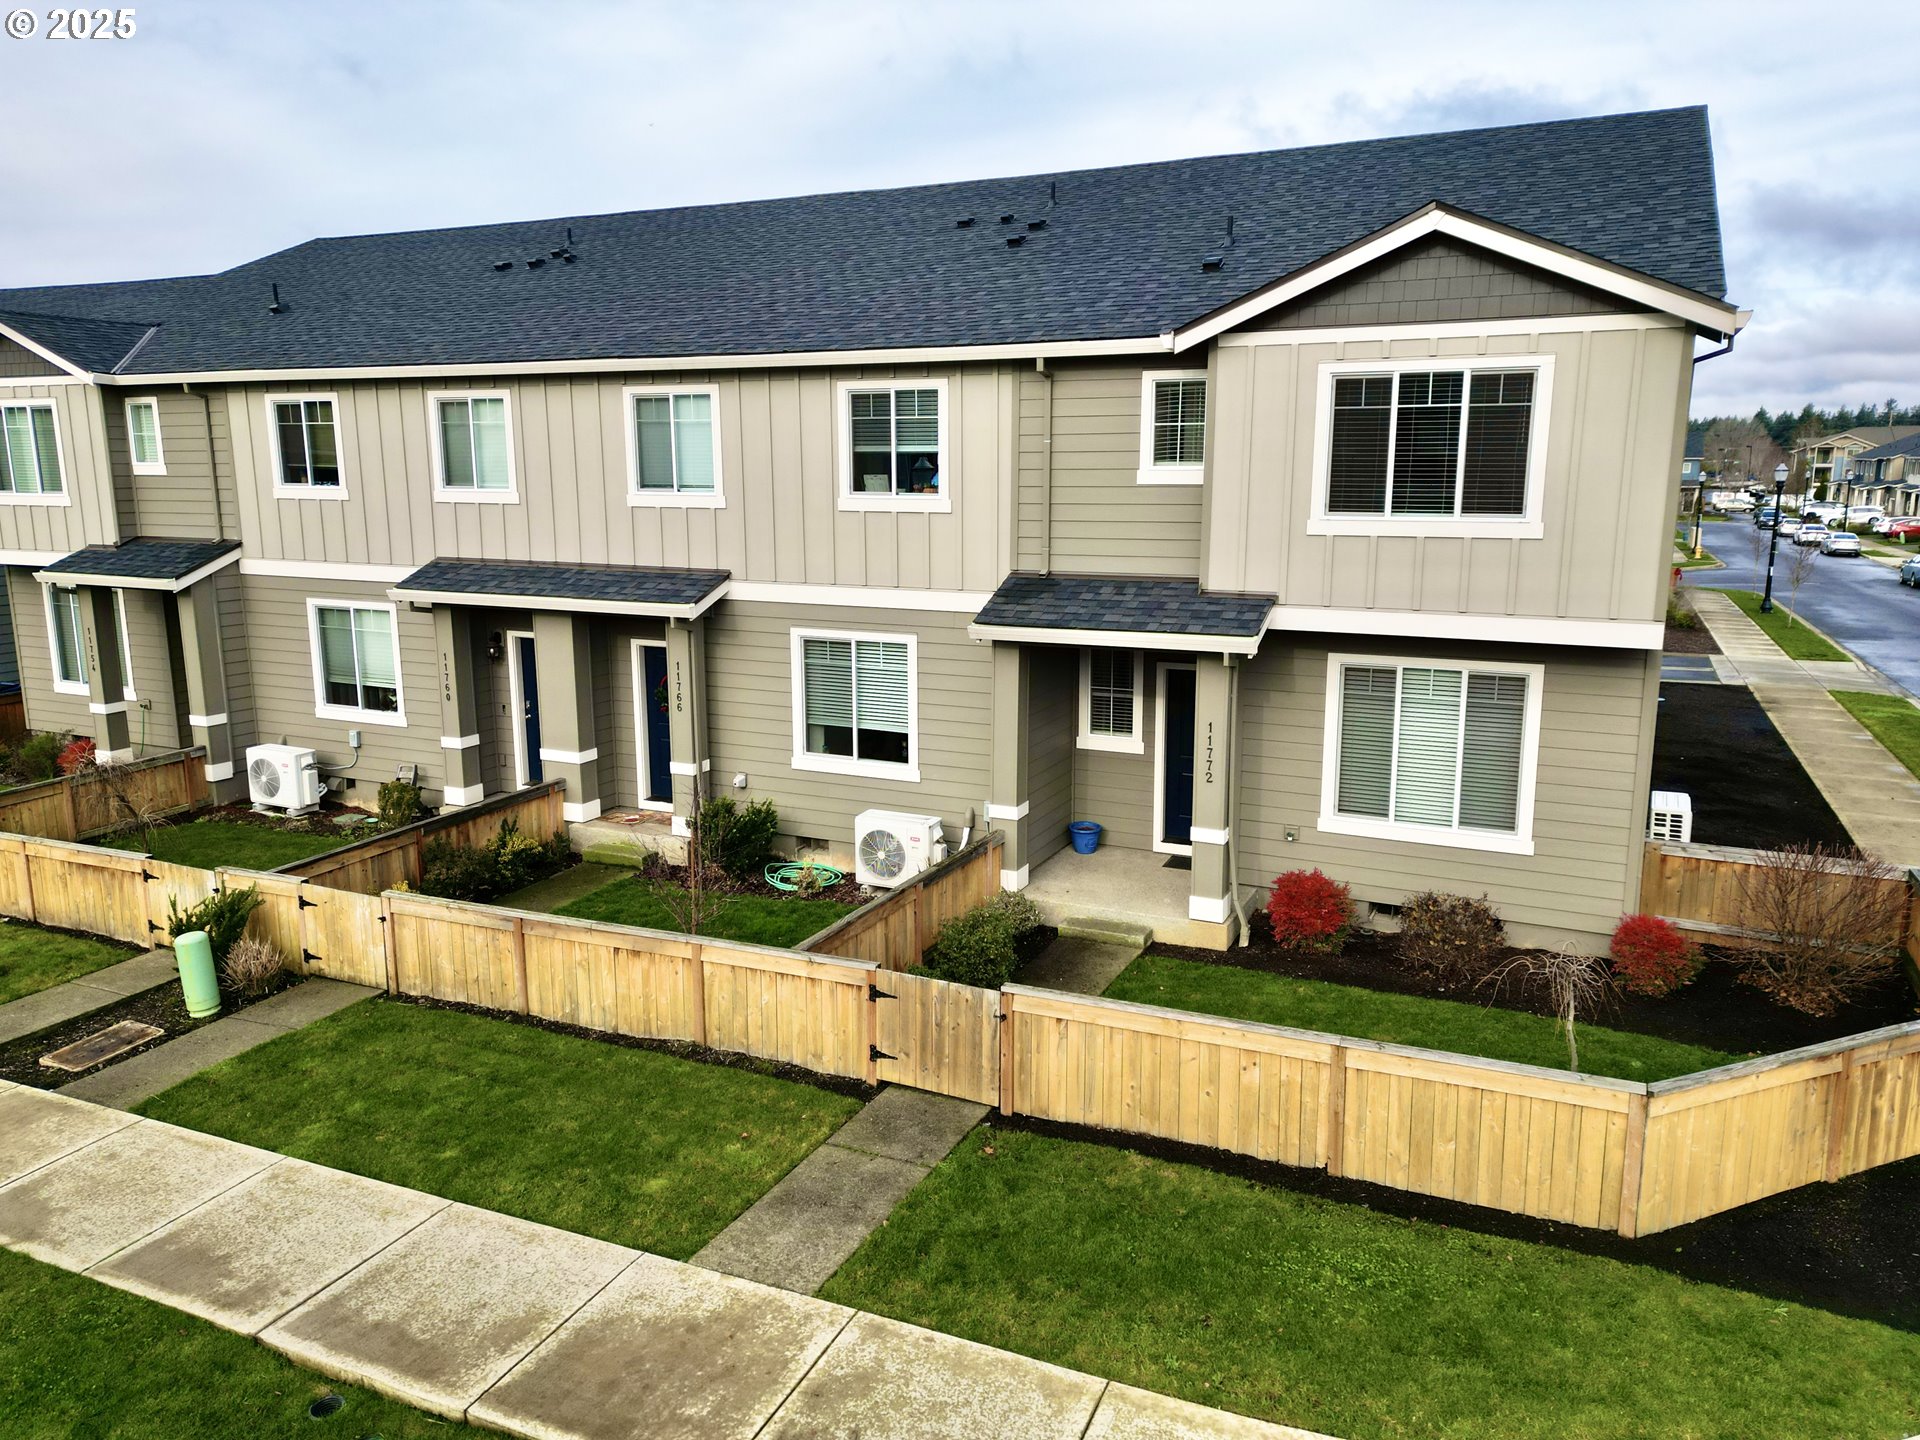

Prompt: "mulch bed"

[632,857,872,909]
[0,974,292,1090]
[1154,924,1916,1058]
[1662,619,1720,654]
[1652,681,1852,849]
[174,800,379,839]
[990,1111,1920,1333]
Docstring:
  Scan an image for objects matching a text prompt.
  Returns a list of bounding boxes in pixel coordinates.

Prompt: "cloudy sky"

[0,0,1913,418]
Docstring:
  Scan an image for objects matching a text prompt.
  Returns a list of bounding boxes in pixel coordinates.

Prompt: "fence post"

[380,894,400,993]
[412,830,427,887]
[17,840,37,924]
[864,970,880,1086]
[1617,1090,1649,1238]
[1324,1044,1347,1176]
[998,988,1016,1116]
[61,780,80,841]
[511,915,529,1015]
[1823,1050,1857,1182]
[688,941,708,1047]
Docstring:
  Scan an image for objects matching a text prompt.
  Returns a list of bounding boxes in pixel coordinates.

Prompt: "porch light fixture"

[487,631,505,663]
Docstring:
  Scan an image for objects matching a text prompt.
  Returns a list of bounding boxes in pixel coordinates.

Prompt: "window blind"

[49,588,83,684]
[1392,667,1463,825]
[0,405,60,494]
[128,402,161,466]
[440,398,509,490]
[1460,672,1526,829]
[1335,661,1528,836]
[1336,665,1396,818]
[672,393,715,491]
[1324,368,1533,518]
[317,606,398,712]
[1087,649,1135,736]
[634,396,675,489]
[1390,372,1463,515]
[317,607,358,701]
[1461,372,1533,515]
[803,638,854,728]
[853,640,910,733]
[1151,380,1206,465]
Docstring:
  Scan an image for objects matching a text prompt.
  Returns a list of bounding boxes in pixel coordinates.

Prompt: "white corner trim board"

[562,799,603,823]
[440,734,481,750]
[668,760,700,777]
[87,700,133,716]
[1188,825,1230,846]
[204,761,234,782]
[1000,865,1030,891]
[441,782,485,805]
[671,814,692,838]
[187,712,229,729]
[1188,894,1232,923]
[538,746,599,765]
[986,801,1029,821]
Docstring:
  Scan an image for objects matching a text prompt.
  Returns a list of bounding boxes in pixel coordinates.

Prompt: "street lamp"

[1761,462,1789,613]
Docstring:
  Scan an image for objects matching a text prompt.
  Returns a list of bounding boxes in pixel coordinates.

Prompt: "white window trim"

[124,397,165,475]
[1307,354,1554,540]
[264,392,348,499]
[306,597,408,728]
[1136,370,1208,486]
[1150,660,1194,857]
[1316,651,1543,857]
[835,377,951,514]
[427,390,518,503]
[43,584,88,695]
[114,589,135,700]
[629,638,674,811]
[505,629,536,787]
[0,399,71,507]
[789,626,920,783]
[1077,647,1145,754]
[622,384,724,509]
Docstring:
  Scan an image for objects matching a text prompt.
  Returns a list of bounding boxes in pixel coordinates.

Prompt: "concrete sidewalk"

[1689,589,1920,864]
[0,1081,1334,1440]
[0,947,179,1047]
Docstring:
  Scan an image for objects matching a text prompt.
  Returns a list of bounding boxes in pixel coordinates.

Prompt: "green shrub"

[417,818,568,902]
[490,818,566,892]
[15,732,62,782]
[921,891,1046,989]
[1398,891,1504,984]
[167,884,262,965]
[696,796,780,880]
[377,779,424,830]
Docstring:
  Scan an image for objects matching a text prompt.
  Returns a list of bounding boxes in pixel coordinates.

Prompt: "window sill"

[434,489,519,505]
[1136,465,1204,487]
[315,703,410,729]
[838,493,951,515]
[1316,812,1534,856]
[274,486,348,501]
[629,491,725,509]
[0,492,71,506]
[791,751,921,784]
[52,679,89,697]
[1306,515,1543,540]
[130,463,167,477]
[1077,733,1145,755]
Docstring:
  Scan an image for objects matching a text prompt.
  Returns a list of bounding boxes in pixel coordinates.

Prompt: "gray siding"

[0,337,59,378]
[0,382,119,557]
[702,602,990,851]
[1072,653,1188,850]
[0,571,17,688]
[1249,238,1634,330]
[1233,636,1656,945]
[7,568,87,739]
[105,390,234,539]
[1027,645,1076,866]
[594,616,670,810]
[0,571,183,754]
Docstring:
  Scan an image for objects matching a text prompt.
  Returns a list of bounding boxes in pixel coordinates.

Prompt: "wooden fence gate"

[873,968,1002,1105]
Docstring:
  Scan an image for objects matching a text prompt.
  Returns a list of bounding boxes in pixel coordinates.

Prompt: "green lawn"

[1105,954,1739,1082]
[556,873,858,948]
[138,998,859,1258]
[1833,689,1920,781]
[0,1247,458,1440]
[0,917,138,1004]
[822,1128,1920,1440]
[1718,588,1848,661]
[141,819,351,871]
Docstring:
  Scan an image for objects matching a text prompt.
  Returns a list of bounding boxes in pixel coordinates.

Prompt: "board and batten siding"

[1205,316,1690,626]
[702,602,991,852]
[1233,637,1660,946]
[105,389,237,541]
[0,381,118,558]
[220,363,1017,591]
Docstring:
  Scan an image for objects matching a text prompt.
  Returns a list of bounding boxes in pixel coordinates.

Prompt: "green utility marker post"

[175,930,221,1018]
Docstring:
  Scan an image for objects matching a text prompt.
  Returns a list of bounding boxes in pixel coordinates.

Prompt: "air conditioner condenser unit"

[246,744,322,816]
[853,809,946,888]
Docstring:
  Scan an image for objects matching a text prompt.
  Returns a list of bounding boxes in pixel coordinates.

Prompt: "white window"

[1137,371,1207,485]
[265,394,345,495]
[430,391,516,501]
[0,400,67,502]
[45,585,86,694]
[838,379,949,512]
[1309,356,1552,538]
[624,386,722,507]
[790,628,918,781]
[125,398,165,474]
[307,600,406,726]
[1318,653,1541,855]
[1078,647,1143,753]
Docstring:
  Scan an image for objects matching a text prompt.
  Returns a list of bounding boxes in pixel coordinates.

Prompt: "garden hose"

[764,860,846,892]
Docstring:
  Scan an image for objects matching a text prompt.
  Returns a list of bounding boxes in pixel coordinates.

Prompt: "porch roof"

[34,536,240,591]
[391,557,730,618]
[969,572,1275,655]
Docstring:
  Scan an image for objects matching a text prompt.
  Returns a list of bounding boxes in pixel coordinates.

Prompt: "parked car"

[1755,508,1780,528]
[1777,518,1805,541]
[1902,556,1920,587]
[1888,519,1920,541]
[1802,502,1844,524]
[1820,531,1862,556]
[1869,514,1900,534]
[1847,505,1886,528]
[1793,523,1828,547]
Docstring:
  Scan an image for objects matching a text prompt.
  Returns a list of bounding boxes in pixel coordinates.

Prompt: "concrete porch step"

[1055,916,1153,951]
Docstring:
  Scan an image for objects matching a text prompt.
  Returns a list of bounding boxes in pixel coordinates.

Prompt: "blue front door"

[642,644,672,803]
[1161,666,1195,847]
[517,635,543,785]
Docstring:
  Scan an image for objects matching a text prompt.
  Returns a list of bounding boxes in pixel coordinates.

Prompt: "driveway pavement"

[1685,524,1920,694]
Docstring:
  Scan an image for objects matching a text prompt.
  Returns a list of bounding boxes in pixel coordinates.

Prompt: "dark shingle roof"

[39,537,239,585]
[975,573,1275,639]
[394,558,729,611]
[0,108,1727,376]
[1855,432,1920,462]
[0,309,156,373]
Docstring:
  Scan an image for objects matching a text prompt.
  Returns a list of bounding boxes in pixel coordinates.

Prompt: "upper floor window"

[839,380,948,512]
[0,400,65,500]
[1078,647,1143,753]
[1310,357,1552,538]
[1320,654,1540,856]
[267,395,344,495]
[431,392,515,501]
[790,628,918,781]
[626,386,722,508]
[308,599,405,725]
[1137,371,1207,485]
[125,398,165,474]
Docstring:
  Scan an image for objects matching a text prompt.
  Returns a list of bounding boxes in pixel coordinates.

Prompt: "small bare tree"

[1481,946,1616,1073]
[92,756,175,855]
[626,806,733,938]
[1781,536,1820,627]
[1733,843,1906,1016]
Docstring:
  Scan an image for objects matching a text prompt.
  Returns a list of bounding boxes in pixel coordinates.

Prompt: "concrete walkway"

[692,1084,986,1295]
[55,978,377,1109]
[1018,933,1144,996]
[0,1082,1333,1440]
[0,947,179,1047]
[1689,589,1920,864]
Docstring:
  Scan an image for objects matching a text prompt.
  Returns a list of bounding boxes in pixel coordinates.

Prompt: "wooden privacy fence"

[276,781,568,894]
[798,832,1003,969]
[0,748,209,842]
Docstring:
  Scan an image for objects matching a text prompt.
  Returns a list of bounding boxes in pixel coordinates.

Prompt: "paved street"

[1683,522,1920,695]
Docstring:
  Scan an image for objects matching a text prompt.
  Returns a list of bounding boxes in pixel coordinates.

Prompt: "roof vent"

[525,257,545,269]
[1006,234,1026,248]
[1026,219,1047,231]
[492,260,513,272]
[955,217,975,228]
[266,283,286,315]
[1201,254,1225,272]
[999,213,1015,224]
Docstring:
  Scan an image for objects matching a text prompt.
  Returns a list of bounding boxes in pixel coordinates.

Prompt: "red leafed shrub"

[1265,869,1354,955]
[55,737,96,775]
[1609,913,1701,997]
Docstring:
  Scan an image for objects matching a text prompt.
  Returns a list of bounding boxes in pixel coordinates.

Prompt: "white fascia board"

[1172,206,1745,350]
[968,622,1264,656]
[1267,605,1663,651]
[387,583,726,621]
[34,547,240,593]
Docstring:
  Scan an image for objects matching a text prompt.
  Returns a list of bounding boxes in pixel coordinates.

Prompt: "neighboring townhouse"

[0,106,1742,951]
[1791,425,1920,495]
[1849,433,1920,516]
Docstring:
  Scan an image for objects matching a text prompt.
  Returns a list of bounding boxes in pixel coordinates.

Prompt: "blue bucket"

[1068,821,1103,855]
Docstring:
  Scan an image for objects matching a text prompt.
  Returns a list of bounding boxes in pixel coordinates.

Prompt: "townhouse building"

[0,106,1741,950]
